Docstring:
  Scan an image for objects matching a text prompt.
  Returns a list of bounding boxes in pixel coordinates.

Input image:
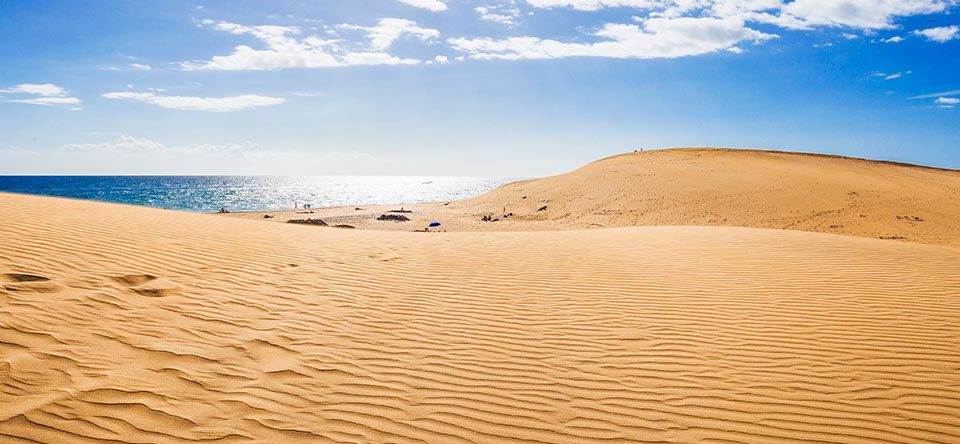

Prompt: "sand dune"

[228,149,960,247]
[2,192,960,443]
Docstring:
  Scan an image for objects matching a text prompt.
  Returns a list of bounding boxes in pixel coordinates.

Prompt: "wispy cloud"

[5,135,391,175]
[65,135,262,155]
[526,0,951,31]
[1,83,81,107]
[526,1,657,11]
[475,2,523,26]
[337,18,439,51]
[874,70,911,80]
[102,91,285,111]
[451,0,953,62]
[769,0,950,30]
[935,97,959,107]
[913,25,959,42]
[175,2,957,70]
[909,89,960,100]
[451,17,775,60]
[65,135,166,152]
[0,83,68,96]
[396,0,447,12]
[181,19,435,70]
[102,63,153,71]
[7,97,82,106]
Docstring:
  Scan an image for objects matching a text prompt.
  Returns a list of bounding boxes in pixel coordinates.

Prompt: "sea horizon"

[0,175,522,213]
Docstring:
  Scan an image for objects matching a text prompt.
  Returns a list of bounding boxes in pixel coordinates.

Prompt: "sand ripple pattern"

[1,193,959,443]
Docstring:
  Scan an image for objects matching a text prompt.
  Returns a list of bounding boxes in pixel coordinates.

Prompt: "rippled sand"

[2,191,959,443]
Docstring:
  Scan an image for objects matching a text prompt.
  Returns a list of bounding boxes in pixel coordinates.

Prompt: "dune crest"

[2,192,960,442]
[229,148,960,247]
[456,148,960,244]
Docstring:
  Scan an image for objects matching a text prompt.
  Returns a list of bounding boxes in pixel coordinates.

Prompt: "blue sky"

[0,0,957,176]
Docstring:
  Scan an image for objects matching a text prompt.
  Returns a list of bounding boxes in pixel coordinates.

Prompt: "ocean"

[0,176,520,212]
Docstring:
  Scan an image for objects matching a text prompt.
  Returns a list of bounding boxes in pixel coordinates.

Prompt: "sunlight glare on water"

[0,176,521,212]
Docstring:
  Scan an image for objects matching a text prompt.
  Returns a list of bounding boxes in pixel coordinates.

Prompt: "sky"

[0,0,958,176]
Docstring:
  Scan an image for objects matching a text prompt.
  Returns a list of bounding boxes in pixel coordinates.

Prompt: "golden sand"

[229,149,960,247]
[2,149,960,442]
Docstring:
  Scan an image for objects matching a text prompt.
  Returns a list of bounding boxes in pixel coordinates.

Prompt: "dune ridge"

[228,149,960,247]
[2,192,960,442]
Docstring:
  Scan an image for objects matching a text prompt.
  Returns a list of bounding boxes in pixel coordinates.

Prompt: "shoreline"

[3,147,960,246]
[219,148,960,247]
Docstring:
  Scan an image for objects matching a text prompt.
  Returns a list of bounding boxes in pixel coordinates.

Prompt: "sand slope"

[461,149,960,243]
[228,149,960,247]
[2,192,960,443]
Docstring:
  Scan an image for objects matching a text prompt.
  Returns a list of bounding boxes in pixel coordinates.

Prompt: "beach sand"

[227,149,960,247]
[2,148,960,442]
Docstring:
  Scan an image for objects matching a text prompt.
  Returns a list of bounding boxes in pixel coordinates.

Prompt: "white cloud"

[65,135,166,152]
[103,63,154,71]
[338,18,439,50]
[909,89,960,99]
[180,2,954,69]
[339,51,420,66]
[476,3,523,25]
[526,0,952,30]
[0,136,394,175]
[6,97,82,106]
[885,72,902,80]
[179,142,259,155]
[64,135,260,157]
[526,0,663,10]
[426,55,450,64]
[453,0,952,63]
[913,25,959,42]
[935,97,960,106]
[450,16,775,60]
[396,0,448,11]
[1,83,81,107]
[182,19,433,70]
[182,21,338,70]
[102,91,285,112]
[771,0,950,30]
[0,83,67,96]
[875,70,910,80]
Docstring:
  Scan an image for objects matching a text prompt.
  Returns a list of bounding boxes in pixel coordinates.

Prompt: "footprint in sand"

[896,215,924,223]
[367,248,404,262]
[3,273,50,283]
[1,273,63,293]
[367,253,402,262]
[111,274,181,297]
[243,339,305,375]
[111,274,157,286]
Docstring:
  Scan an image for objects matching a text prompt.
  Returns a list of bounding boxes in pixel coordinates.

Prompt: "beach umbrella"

[429,221,441,227]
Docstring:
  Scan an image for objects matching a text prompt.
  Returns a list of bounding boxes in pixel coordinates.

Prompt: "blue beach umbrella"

[429,221,441,227]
